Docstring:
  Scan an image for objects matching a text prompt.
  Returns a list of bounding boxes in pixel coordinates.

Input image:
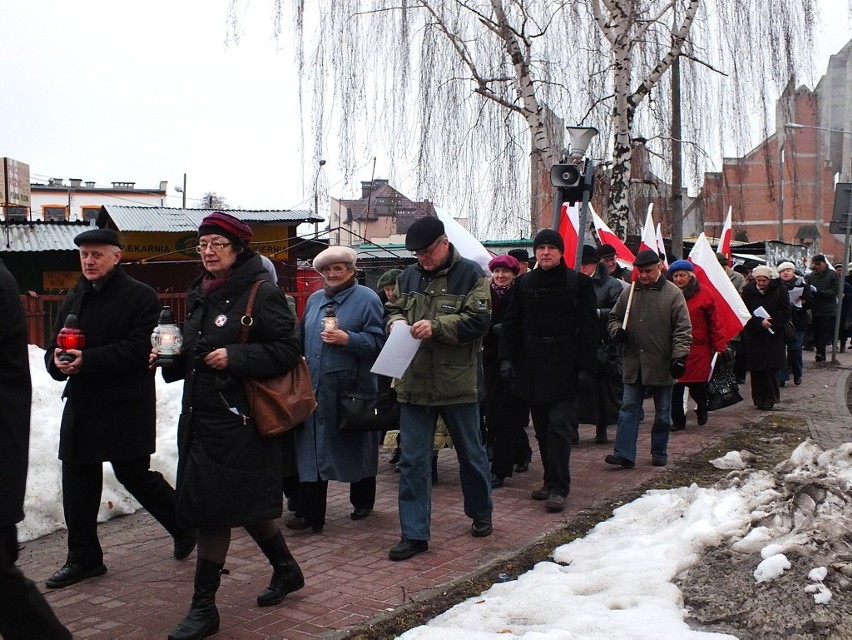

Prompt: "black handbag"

[706,356,743,411]
[338,387,400,432]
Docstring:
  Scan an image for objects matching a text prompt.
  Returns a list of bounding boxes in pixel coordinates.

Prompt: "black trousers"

[488,388,531,479]
[529,398,575,498]
[750,368,780,408]
[671,382,708,428]
[0,525,71,640]
[297,476,376,528]
[812,315,835,357]
[62,456,186,566]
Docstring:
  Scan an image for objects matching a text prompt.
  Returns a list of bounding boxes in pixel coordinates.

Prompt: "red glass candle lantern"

[57,313,85,363]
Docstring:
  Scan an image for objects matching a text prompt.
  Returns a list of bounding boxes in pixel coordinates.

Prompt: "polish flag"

[688,232,750,343]
[639,204,657,254]
[632,204,659,281]
[655,222,669,270]
[589,204,635,268]
[557,202,580,268]
[717,206,733,263]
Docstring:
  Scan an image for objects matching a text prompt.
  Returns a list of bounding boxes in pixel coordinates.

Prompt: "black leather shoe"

[351,507,372,520]
[388,539,428,561]
[173,532,197,560]
[697,411,708,426]
[794,376,802,385]
[45,562,107,589]
[604,454,635,469]
[651,455,668,467]
[490,474,504,488]
[284,515,323,533]
[531,485,549,500]
[513,461,529,473]
[670,423,685,432]
[471,520,493,537]
[545,493,566,512]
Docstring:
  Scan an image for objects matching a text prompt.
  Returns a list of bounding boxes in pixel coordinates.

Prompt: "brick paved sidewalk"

[18,352,852,639]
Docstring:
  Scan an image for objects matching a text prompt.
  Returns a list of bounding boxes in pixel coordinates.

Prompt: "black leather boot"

[168,558,223,640]
[256,531,305,607]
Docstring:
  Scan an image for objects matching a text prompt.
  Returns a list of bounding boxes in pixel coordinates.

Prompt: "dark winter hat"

[488,254,521,275]
[597,243,617,258]
[74,228,122,248]
[377,268,402,289]
[742,259,760,270]
[405,216,445,251]
[668,259,693,273]
[581,244,600,265]
[198,211,253,246]
[715,252,729,266]
[507,248,529,263]
[532,229,564,253]
[633,249,661,267]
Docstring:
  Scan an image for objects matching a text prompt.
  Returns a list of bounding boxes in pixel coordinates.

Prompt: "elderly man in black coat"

[44,229,195,589]
[499,229,598,512]
[0,259,71,639]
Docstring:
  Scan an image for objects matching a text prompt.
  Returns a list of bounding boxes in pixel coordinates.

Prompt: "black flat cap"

[507,248,529,263]
[74,228,122,248]
[405,216,445,251]
[632,249,660,267]
[581,244,600,264]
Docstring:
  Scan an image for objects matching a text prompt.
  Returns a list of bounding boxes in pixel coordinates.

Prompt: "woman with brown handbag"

[155,212,305,640]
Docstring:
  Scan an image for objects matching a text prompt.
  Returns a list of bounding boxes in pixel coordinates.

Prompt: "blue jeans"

[613,383,673,463]
[779,330,805,383]
[397,403,493,541]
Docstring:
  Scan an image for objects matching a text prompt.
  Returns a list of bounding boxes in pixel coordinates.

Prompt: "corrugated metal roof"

[0,222,89,252]
[100,206,322,232]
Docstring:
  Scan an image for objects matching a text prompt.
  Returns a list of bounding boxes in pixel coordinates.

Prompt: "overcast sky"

[1,0,850,216]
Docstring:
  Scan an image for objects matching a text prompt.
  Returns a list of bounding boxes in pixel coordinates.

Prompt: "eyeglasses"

[195,241,232,253]
[412,238,444,258]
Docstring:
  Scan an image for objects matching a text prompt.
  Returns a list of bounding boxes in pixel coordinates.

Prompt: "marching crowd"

[1,210,849,640]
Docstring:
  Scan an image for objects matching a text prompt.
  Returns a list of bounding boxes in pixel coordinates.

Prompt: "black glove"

[491,323,503,337]
[613,328,628,344]
[499,360,515,383]
[718,349,733,364]
[670,357,686,379]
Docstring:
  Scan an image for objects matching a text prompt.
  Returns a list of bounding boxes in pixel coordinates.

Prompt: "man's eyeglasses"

[412,238,444,258]
[195,241,232,253]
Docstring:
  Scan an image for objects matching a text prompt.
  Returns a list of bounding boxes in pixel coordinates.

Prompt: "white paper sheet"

[788,286,804,307]
[370,322,422,378]
[753,305,775,334]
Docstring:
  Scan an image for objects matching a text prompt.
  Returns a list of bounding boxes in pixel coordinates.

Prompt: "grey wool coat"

[607,274,692,386]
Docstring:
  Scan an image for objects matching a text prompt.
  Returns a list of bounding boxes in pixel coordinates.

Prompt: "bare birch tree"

[231,0,817,238]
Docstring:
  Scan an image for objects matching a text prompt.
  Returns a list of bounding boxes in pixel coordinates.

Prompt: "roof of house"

[98,206,322,231]
[0,221,91,252]
[338,184,436,221]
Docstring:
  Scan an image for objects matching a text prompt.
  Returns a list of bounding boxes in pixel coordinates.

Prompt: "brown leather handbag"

[240,280,316,436]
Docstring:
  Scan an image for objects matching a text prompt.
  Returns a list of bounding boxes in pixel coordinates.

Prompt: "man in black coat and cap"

[0,259,71,639]
[499,229,598,512]
[44,228,196,589]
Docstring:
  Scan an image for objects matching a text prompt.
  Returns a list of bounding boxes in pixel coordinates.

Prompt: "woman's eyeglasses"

[195,241,232,253]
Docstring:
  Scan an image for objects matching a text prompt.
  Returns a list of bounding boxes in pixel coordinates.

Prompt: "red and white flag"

[717,206,733,263]
[557,202,580,268]
[639,204,657,254]
[688,232,750,343]
[589,204,635,268]
[655,222,669,270]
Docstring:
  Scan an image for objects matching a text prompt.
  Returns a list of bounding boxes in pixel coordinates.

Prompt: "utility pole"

[670,20,683,259]
[182,173,187,208]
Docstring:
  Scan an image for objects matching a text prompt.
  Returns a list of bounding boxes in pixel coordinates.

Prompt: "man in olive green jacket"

[604,249,692,469]
[385,216,493,561]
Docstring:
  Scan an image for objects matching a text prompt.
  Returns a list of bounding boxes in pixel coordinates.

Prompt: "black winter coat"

[499,262,598,402]
[0,260,32,527]
[46,267,159,464]
[742,279,791,371]
[163,253,301,528]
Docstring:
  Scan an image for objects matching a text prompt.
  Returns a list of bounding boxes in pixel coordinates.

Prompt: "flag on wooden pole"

[717,206,733,263]
[590,204,635,268]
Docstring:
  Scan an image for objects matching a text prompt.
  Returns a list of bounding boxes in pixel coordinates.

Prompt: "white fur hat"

[313,246,357,273]
[752,265,773,278]
[776,261,796,272]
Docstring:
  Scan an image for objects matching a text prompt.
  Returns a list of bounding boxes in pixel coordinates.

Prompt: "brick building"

[700,41,852,262]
